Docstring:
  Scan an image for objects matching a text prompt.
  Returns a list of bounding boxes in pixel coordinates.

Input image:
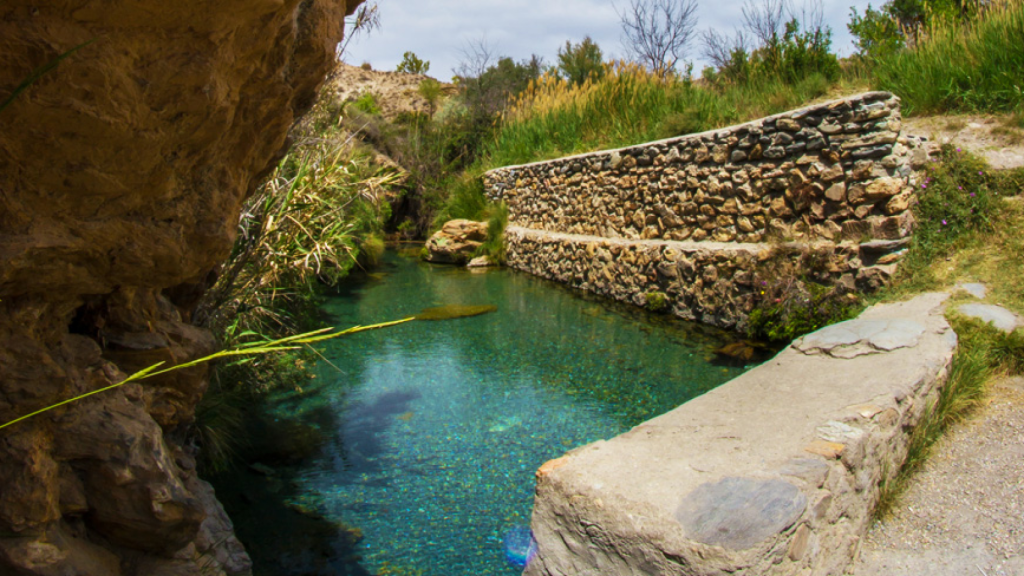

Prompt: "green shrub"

[476,202,509,264]
[396,51,430,75]
[417,78,443,113]
[433,172,488,226]
[745,247,862,343]
[896,146,1000,288]
[848,4,907,60]
[351,92,382,115]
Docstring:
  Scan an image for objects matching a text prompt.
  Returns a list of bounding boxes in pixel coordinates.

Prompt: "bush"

[417,78,443,113]
[706,16,840,86]
[476,202,509,264]
[351,92,381,115]
[396,51,430,75]
[898,145,1000,283]
[745,247,862,343]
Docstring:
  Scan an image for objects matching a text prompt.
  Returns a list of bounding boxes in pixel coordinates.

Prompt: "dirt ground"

[852,376,1024,576]
[904,114,1024,170]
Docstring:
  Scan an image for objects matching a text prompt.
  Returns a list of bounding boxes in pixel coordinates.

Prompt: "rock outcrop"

[0,1,361,574]
[425,219,489,264]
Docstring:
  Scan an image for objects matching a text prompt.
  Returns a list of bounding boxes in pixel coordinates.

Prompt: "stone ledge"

[524,293,956,576]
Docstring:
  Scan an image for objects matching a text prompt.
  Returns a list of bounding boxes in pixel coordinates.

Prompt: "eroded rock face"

[0,1,360,574]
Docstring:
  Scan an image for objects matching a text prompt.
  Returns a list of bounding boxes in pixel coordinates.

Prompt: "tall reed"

[486,62,835,168]
[872,0,1024,114]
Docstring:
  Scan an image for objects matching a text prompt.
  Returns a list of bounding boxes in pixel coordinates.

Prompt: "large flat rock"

[524,293,956,576]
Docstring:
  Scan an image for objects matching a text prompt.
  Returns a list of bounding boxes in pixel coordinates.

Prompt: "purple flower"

[970,192,976,197]
[958,186,963,190]
[957,148,962,152]
[942,219,948,225]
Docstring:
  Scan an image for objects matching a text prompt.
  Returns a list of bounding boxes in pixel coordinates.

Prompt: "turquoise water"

[229,250,755,576]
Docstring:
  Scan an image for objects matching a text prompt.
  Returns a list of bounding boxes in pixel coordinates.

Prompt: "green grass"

[485,63,839,169]
[476,201,509,264]
[871,1,1024,114]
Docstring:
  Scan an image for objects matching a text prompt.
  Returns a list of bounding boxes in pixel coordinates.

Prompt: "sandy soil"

[320,63,456,121]
[852,376,1024,576]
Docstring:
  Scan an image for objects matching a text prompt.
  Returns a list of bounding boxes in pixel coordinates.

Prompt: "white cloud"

[344,0,878,79]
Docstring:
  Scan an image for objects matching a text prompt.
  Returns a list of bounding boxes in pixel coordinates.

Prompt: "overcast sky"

[343,0,878,79]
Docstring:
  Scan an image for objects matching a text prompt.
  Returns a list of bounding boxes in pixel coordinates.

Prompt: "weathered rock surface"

[958,303,1020,333]
[524,293,956,576]
[0,1,360,574]
[425,219,488,264]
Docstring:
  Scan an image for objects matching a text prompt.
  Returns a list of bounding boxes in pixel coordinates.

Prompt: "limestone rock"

[794,318,925,358]
[425,220,489,264]
[958,304,1021,334]
[0,0,360,574]
[467,255,496,268]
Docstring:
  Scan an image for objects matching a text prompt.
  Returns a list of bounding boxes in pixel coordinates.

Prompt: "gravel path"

[852,376,1024,576]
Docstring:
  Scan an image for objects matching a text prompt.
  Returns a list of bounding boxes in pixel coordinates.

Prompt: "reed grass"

[0,321,413,432]
[871,0,1024,114]
[485,62,836,168]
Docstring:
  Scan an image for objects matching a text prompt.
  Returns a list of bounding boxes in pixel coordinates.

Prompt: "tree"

[557,36,605,86]
[700,0,839,84]
[396,51,430,75]
[617,0,699,76]
[848,0,981,59]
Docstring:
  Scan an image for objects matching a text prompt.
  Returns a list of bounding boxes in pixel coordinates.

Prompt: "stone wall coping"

[484,91,895,175]
[524,292,956,576]
[508,225,849,254]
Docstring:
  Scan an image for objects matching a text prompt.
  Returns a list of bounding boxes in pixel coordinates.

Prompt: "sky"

[343,0,879,79]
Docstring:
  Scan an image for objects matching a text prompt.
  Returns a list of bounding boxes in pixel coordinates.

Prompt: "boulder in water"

[424,219,488,264]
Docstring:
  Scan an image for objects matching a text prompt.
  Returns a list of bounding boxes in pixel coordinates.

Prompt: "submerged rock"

[415,304,498,321]
[714,340,769,361]
[425,219,488,264]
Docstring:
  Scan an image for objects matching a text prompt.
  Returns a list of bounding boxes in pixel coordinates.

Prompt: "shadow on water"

[331,389,421,474]
[210,404,375,576]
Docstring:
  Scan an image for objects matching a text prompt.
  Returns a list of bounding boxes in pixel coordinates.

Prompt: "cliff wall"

[0,1,359,574]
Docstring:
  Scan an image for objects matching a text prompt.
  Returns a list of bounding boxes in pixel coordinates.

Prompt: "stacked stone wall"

[486,92,926,327]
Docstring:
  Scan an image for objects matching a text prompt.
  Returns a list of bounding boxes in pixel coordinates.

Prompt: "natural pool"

[215,249,758,576]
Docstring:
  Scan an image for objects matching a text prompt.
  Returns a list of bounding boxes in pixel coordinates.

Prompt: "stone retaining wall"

[523,293,957,576]
[486,92,922,245]
[506,227,908,329]
[486,92,927,328]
